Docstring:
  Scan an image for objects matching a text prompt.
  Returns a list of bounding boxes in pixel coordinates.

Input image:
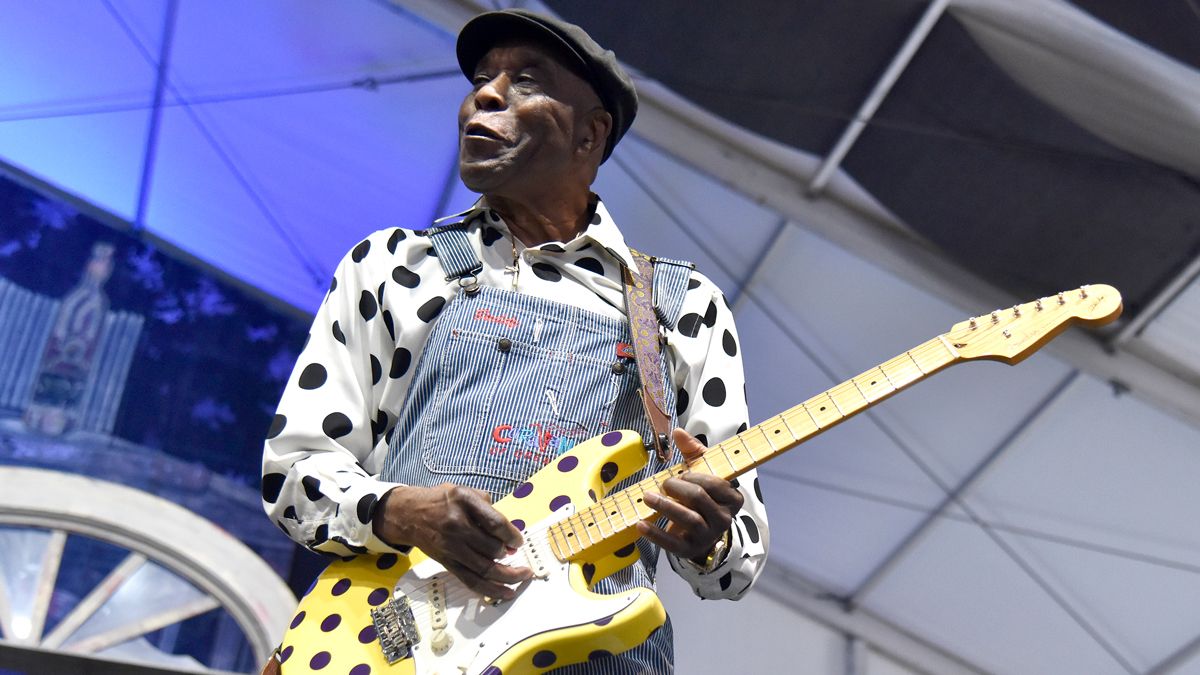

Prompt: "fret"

[855,369,895,402]
[850,377,871,403]
[806,398,841,428]
[548,530,566,560]
[715,442,740,474]
[601,497,626,532]
[779,413,801,442]
[736,435,758,464]
[758,423,780,454]
[702,448,732,477]
[877,364,897,389]
[825,391,846,417]
[880,357,919,390]
[905,349,926,375]
[567,513,594,547]
[578,507,604,541]
[622,488,646,523]
[801,402,822,429]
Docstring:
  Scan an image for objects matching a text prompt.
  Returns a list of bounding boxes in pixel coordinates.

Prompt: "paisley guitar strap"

[623,250,673,463]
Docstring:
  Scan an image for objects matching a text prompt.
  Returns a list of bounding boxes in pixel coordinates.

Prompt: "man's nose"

[473,74,509,111]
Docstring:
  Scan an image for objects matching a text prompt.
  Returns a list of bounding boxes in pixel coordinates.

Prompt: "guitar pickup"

[371,595,420,664]
[521,536,552,580]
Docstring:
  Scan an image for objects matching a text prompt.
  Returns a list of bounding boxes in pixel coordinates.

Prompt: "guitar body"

[279,429,666,674]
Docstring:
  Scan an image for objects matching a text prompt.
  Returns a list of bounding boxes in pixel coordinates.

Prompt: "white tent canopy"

[2,1,1200,673]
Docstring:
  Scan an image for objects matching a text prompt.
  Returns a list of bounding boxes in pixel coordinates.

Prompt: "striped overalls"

[382,224,693,673]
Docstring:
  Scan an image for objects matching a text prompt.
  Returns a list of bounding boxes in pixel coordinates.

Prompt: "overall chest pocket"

[420,325,626,494]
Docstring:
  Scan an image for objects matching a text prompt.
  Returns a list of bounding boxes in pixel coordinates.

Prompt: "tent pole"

[846,370,1079,607]
[729,216,791,310]
[1145,631,1200,675]
[131,0,179,233]
[1114,251,1200,346]
[757,564,986,675]
[806,0,950,197]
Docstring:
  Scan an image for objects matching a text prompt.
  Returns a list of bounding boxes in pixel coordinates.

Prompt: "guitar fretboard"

[547,334,962,561]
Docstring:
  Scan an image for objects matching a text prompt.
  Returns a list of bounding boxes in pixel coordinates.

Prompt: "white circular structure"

[0,466,295,671]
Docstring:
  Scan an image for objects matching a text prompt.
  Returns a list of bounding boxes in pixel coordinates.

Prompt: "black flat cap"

[456,9,637,163]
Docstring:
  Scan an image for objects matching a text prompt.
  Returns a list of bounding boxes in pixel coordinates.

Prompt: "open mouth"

[464,122,507,143]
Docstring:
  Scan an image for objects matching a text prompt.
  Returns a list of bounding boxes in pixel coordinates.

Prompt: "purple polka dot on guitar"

[481,667,502,675]
[279,645,293,662]
[601,431,622,446]
[367,588,389,606]
[376,553,398,570]
[510,519,525,532]
[310,651,331,669]
[331,578,351,596]
[350,665,371,675]
[513,482,534,498]
[557,455,579,472]
[594,615,613,626]
[289,611,305,629]
[320,614,341,632]
[358,624,378,644]
[532,650,557,668]
[549,495,571,511]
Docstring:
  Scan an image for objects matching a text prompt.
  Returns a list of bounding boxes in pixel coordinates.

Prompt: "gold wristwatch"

[686,529,731,572]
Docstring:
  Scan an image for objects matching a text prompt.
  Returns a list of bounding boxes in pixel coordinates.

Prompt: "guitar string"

[556,334,960,557]
[393,303,1071,606]
[558,297,1081,555]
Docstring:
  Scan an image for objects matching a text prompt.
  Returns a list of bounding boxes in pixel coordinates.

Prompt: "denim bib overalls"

[381,223,694,674]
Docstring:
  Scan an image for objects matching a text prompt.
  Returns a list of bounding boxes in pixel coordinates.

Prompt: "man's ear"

[580,108,613,159]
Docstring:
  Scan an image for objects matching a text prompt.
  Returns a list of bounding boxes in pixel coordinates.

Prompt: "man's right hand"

[372,483,532,599]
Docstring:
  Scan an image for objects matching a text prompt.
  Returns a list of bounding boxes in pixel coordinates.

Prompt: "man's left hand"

[636,428,743,563]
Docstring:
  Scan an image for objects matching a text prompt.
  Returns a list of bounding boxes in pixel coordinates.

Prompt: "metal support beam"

[807,0,949,197]
[729,216,791,311]
[1115,249,1200,346]
[846,635,868,675]
[756,564,987,675]
[130,0,178,232]
[847,370,1079,606]
[1146,631,1200,675]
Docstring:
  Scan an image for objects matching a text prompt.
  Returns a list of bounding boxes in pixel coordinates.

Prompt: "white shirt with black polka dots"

[263,198,769,600]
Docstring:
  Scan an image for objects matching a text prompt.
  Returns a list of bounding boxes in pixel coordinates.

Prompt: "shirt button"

[611,362,626,374]
[497,338,512,352]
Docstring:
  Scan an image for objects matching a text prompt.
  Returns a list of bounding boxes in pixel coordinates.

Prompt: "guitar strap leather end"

[623,251,673,464]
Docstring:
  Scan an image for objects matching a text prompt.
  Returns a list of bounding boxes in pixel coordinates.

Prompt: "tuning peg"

[1079,286,1088,299]
[1012,305,1021,317]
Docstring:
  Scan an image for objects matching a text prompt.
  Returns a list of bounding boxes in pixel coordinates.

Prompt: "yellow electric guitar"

[277,285,1122,674]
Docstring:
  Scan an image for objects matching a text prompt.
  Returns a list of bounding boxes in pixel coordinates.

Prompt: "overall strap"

[623,250,695,462]
[424,221,483,294]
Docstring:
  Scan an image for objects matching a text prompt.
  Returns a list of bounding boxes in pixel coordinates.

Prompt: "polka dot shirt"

[262,198,768,600]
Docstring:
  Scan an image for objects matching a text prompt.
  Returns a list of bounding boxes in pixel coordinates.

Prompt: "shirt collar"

[435,195,638,271]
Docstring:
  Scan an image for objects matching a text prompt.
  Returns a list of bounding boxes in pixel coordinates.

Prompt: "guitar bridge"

[371,595,420,664]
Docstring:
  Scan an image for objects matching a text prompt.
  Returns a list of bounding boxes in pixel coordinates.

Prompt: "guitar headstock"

[947,284,1123,364]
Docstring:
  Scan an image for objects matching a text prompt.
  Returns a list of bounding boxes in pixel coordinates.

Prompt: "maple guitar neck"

[548,284,1124,562]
